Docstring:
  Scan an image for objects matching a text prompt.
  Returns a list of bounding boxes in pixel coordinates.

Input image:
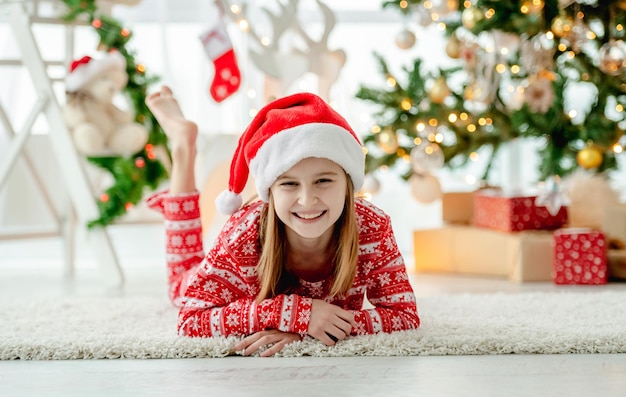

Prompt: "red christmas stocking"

[199,20,241,102]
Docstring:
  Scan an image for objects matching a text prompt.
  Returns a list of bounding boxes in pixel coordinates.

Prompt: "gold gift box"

[413,225,554,282]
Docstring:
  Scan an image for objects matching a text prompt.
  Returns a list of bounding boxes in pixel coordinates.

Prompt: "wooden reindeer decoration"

[290,0,346,102]
[218,0,345,103]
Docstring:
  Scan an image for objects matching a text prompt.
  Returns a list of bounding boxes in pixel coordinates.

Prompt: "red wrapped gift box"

[473,189,568,232]
[553,228,607,285]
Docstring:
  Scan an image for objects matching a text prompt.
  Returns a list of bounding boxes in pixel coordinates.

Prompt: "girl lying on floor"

[146,86,420,357]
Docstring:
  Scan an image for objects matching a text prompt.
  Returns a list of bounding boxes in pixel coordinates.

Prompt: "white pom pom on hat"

[65,51,126,93]
[215,92,365,215]
[215,189,243,216]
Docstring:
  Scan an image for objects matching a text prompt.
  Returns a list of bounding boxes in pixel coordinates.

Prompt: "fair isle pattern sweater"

[147,191,420,338]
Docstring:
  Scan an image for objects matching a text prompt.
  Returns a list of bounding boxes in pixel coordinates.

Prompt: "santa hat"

[216,92,365,215]
[65,51,126,93]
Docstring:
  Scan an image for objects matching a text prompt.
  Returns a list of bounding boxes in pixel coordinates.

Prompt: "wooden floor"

[1,224,626,397]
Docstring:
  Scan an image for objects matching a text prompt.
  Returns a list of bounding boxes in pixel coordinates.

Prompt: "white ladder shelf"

[0,1,124,288]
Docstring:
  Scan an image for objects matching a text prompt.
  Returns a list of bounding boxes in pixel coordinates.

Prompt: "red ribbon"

[70,56,92,73]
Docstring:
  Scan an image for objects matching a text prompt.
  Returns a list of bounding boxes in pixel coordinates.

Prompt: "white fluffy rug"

[2,290,625,360]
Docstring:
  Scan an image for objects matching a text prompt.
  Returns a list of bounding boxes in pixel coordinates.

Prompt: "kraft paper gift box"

[413,225,554,282]
[608,250,626,280]
[603,203,626,247]
[553,228,608,285]
[473,189,568,232]
[441,191,474,224]
[603,204,626,280]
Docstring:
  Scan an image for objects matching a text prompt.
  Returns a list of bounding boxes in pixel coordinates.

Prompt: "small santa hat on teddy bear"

[65,51,127,93]
[216,92,365,215]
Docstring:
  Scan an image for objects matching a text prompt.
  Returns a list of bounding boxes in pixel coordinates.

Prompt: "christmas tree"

[356,0,625,196]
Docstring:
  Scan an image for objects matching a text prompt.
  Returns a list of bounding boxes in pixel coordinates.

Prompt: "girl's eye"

[281,181,298,187]
[316,178,332,184]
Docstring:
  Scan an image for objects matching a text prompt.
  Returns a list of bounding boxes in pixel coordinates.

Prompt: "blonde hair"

[255,178,359,302]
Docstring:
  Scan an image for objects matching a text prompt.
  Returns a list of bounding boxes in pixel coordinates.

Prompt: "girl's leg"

[146,86,204,305]
[145,85,198,194]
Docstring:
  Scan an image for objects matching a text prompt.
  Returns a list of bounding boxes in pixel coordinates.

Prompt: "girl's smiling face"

[270,157,348,243]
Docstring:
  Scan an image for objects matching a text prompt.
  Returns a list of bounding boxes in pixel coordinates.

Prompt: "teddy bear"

[63,51,148,157]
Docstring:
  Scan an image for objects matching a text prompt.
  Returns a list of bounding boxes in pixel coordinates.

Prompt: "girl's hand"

[234,330,301,357]
[308,299,355,346]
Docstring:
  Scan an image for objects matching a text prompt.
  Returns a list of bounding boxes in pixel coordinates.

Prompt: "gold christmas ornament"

[461,6,483,30]
[409,173,443,203]
[551,13,574,38]
[598,40,626,76]
[376,128,399,154]
[360,173,381,196]
[410,141,445,173]
[429,77,450,104]
[395,29,417,50]
[576,145,603,169]
[446,34,461,59]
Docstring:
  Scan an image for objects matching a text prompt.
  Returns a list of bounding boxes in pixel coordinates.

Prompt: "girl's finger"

[241,334,277,356]
[336,310,356,326]
[234,332,266,354]
[260,340,287,357]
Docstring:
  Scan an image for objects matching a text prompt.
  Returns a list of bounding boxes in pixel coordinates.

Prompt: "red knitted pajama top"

[147,190,420,338]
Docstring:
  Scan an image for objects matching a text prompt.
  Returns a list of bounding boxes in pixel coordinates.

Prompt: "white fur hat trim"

[65,51,126,93]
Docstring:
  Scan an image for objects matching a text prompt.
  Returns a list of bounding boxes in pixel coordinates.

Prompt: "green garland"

[361,0,625,182]
[60,0,170,228]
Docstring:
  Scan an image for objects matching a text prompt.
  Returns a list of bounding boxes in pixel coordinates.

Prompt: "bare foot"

[147,86,198,193]
[146,85,197,151]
